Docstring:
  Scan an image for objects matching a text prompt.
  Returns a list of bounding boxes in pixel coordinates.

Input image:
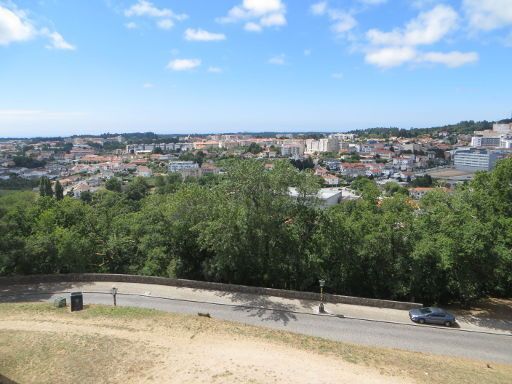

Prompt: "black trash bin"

[70,292,83,312]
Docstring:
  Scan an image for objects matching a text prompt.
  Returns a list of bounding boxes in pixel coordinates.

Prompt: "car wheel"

[419,319,425,324]
[444,321,452,327]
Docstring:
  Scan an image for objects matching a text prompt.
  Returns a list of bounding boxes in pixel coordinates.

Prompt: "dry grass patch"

[0,303,511,384]
[0,330,156,384]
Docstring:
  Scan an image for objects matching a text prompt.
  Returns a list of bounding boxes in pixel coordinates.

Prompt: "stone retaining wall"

[0,273,423,310]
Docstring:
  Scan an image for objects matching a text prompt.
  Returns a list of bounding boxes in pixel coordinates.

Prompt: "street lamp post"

[111,286,118,307]
[319,279,326,313]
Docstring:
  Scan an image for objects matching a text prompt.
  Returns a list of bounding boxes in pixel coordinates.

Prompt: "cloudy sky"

[1,0,511,137]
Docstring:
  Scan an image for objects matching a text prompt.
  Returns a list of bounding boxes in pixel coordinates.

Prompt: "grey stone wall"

[0,273,423,310]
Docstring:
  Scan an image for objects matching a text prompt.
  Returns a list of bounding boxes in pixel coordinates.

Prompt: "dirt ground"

[1,304,511,384]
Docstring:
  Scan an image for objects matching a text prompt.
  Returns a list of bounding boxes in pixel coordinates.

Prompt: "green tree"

[351,178,380,203]
[105,177,122,193]
[80,191,92,203]
[39,177,54,198]
[54,181,64,200]
[246,143,263,154]
[384,182,409,197]
[411,175,433,187]
[125,177,150,201]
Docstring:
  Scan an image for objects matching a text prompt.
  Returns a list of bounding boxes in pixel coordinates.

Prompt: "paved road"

[1,291,511,364]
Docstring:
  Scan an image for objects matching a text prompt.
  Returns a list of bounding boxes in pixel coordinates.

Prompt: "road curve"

[1,290,511,364]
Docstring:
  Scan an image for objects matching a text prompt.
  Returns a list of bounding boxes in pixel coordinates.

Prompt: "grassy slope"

[0,303,511,384]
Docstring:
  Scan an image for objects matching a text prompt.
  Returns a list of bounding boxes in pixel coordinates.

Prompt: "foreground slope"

[1,303,511,384]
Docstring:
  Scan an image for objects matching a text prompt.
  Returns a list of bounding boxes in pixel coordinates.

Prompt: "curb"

[1,290,510,338]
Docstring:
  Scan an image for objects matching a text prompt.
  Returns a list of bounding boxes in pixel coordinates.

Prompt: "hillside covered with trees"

[1,159,511,306]
[348,119,512,138]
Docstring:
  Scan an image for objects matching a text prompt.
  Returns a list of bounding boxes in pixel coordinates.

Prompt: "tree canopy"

[1,158,512,306]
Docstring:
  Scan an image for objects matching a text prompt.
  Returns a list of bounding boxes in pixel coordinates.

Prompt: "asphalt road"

[1,291,511,364]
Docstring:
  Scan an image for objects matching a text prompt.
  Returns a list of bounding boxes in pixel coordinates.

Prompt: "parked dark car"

[409,307,456,327]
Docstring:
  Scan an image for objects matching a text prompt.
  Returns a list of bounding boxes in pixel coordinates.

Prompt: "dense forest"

[1,159,511,306]
[348,120,504,138]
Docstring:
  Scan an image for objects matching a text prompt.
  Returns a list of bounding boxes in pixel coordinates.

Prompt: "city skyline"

[1,0,512,137]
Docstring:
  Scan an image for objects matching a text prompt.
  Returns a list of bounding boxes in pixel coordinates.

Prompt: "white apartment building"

[500,137,512,149]
[470,123,512,149]
[126,143,176,154]
[470,135,502,148]
[453,148,505,171]
[305,138,339,153]
[168,161,199,173]
[281,143,305,157]
[330,133,356,141]
[471,131,512,149]
[392,156,414,170]
[401,143,422,152]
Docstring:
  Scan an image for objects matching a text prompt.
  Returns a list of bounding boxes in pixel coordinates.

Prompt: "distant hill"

[348,119,512,139]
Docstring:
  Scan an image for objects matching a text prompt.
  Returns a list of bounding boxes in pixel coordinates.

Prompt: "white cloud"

[167,58,201,71]
[366,5,458,46]
[310,2,328,16]
[304,48,311,56]
[0,5,35,45]
[260,12,286,27]
[243,0,284,14]
[420,51,479,67]
[124,0,187,29]
[125,0,170,18]
[43,30,76,50]
[125,21,138,29]
[331,72,344,79]
[329,10,358,34]
[217,0,286,32]
[184,28,226,42]
[463,0,512,31]
[311,4,358,37]
[157,19,174,30]
[365,46,418,68]
[143,82,154,88]
[268,53,286,65]
[244,22,262,32]
[0,6,75,51]
[208,66,223,73]
[365,47,479,68]
[363,4,477,69]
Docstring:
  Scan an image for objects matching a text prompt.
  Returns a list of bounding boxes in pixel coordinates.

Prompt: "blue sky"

[0,0,511,137]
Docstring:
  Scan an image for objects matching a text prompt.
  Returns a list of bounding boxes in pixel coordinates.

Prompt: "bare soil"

[1,303,511,384]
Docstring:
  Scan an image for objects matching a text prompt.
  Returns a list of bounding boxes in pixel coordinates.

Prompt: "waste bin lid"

[70,292,83,296]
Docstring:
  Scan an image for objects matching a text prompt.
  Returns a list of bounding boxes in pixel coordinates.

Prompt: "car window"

[419,308,432,314]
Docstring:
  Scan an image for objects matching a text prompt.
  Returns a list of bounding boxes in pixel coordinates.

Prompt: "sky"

[0,0,512,137]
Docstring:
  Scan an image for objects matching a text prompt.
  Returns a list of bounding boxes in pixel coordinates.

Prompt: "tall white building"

[500,137,512,149]
[281,143,305,157]
[168,161,199,173]
[470,135,502,148]
[454,148,505,171]
[305,138,339,153]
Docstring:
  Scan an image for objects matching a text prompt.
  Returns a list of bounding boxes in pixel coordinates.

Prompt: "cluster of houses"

[2,124,512,201]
